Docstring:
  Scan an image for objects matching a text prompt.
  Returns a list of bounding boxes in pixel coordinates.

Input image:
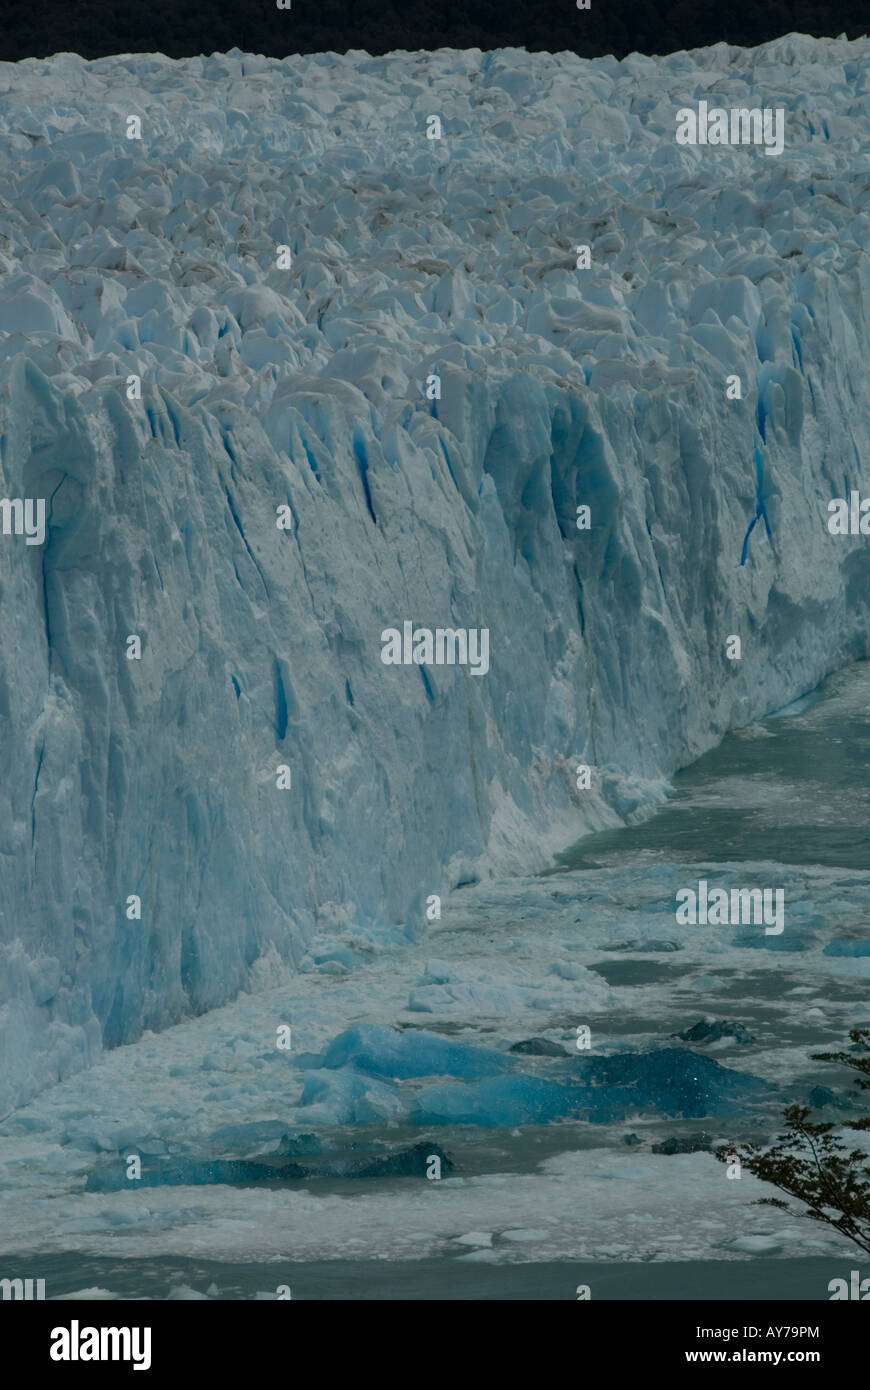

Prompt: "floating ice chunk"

[732,932,816,952]
[52,1288,121,1300]
[343,1142,453,1179]
[407,981,529,1014]
[672,1019,755,1045]
[578,1048,769,1118]
[651,1133,714,1154]
[298,1066,404,1124]
[509,1038,569,1056]
[454,1231,493,1247]
[723,1233,786,1255]
[208,1120,291,1149]
[85,1156,307,1191]
[411,1075,580,1126]
[807,1085,851,1111]
[320,1024,511,1080]
[549,962,586,980]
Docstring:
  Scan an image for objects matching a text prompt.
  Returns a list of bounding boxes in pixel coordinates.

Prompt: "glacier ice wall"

[1,36,870,1109]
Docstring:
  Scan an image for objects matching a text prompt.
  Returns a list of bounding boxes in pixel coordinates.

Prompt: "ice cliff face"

[1,36,869,1111]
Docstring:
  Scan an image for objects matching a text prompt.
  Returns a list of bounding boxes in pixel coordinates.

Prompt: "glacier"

[1,35,870,1115]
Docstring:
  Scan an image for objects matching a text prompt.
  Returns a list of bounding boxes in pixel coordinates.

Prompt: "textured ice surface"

[320,1022,512,1079]
[83,1138,452,1189]
[1,37,870,1108]
[411,1075,581,1126]
[824,939,870,956]
[576,1047,770,1116]
[297,1067,404,1124]
[0,831,867,1263]
[313,1023,768,1125]
[409,1048,768,1126]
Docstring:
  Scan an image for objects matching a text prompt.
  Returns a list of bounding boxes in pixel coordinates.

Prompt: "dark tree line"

[1,0,867,63]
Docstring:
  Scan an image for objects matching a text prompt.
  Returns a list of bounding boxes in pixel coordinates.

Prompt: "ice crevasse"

[1,35,869,1110]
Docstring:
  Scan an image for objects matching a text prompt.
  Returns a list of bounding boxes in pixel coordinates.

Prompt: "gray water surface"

[555,665,870,874]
